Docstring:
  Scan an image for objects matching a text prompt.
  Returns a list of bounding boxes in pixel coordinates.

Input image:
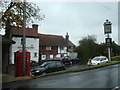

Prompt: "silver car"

[89,56,109,65]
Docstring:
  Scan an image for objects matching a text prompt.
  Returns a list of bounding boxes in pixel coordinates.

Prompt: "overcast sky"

[1,0,119,46]
[28,1,118,46]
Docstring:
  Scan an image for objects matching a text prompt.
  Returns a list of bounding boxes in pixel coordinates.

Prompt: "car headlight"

[35,70,40,73]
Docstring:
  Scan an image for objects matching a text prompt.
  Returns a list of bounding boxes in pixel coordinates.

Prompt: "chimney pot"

[32,24,38,32]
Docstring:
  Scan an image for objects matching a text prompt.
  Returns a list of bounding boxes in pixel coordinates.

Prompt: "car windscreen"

[93,57,101,61]
[41,62,48,67]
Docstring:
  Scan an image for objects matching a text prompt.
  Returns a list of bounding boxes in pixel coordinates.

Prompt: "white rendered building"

[11,24,40,64]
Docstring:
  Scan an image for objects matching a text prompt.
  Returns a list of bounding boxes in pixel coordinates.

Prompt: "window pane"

[46,47,51,50]
[34,53,37,57]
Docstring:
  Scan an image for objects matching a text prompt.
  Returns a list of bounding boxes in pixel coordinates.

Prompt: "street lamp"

[103,19,112,61]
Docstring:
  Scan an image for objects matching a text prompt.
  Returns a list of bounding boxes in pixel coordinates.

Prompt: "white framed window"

[46,47,51,50]
[34,53,37,57]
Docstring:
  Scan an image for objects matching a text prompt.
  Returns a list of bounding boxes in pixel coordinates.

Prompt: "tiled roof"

[68,40,75,47]
[11,27,39,37]
[39,34,75,47]
[11,26,75,47]
[39,34,67,46]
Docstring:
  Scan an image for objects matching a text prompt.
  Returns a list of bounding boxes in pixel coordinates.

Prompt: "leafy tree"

[75,35,98,63]
[0,1,45,70]
[1,1,45,38]
[96,43,108,56]
[111,41,120,56]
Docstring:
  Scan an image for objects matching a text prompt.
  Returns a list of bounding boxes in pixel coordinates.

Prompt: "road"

[66,63,87,69]
[2,64,120,89]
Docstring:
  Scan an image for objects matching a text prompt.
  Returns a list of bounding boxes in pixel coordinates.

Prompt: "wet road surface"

[2,64,120,89]
[66,64,88,69]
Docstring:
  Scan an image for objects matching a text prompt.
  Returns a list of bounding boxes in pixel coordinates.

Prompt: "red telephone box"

[15,50,30,77]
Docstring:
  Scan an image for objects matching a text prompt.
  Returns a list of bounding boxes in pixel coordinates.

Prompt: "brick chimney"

[65,32,69,52]
[32,24,38,32]
[66,32,69,43]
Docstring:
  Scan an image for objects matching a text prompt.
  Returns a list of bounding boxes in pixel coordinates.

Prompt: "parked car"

[70,56,79,64]
[31,60,66,76]
[61,56,79,65]
[88,56,108,65]
[61,56,72,65]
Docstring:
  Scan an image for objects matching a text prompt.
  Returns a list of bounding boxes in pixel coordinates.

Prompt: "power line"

[91,0,118,14]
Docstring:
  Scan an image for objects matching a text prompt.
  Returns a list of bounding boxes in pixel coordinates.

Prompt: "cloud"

[35,2,118,45]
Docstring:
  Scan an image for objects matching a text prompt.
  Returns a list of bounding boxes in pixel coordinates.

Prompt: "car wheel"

[97,63,100,65]
[106,61,108,63]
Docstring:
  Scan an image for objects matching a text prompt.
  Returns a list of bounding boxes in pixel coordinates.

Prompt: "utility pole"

[103,19,112,61]
[22,0,26,76]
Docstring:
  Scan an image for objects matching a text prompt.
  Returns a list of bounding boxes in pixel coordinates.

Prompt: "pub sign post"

[103,19,112,61]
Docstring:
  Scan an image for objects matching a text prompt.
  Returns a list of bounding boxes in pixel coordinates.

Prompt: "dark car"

[31,60,66,76]
[61,56,79,65]
[70,56,79,64]
[61,56,72,65]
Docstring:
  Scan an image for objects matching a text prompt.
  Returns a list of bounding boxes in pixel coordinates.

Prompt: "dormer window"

[46,47,51,50]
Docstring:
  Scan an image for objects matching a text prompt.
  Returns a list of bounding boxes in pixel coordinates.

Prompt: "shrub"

[111,56,120,61]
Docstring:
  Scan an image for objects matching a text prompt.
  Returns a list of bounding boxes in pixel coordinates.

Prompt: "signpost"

[103,19,112,61]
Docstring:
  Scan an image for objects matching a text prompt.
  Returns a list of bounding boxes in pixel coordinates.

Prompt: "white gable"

[11,36,39,64]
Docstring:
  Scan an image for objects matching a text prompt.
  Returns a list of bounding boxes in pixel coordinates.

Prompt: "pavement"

[1,74,31,83]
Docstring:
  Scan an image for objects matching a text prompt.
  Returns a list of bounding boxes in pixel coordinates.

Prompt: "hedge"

[111,56,120,61]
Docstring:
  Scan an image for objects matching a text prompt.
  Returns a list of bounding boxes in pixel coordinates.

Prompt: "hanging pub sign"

[105,38,112,47]
[103,20,112,34]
